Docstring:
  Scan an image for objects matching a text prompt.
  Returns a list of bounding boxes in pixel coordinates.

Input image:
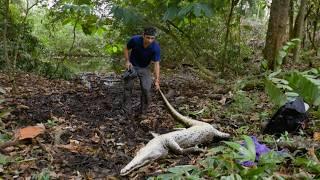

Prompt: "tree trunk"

[292,0,307,62]
[222,0,239,73]
[264,0,290,70]
[289,0,295,39]
[3,0,10,69]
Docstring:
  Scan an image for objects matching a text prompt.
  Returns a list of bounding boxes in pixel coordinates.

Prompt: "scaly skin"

[120,89,230,176]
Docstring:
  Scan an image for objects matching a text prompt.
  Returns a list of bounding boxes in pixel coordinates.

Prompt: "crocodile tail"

[159,89,205,127]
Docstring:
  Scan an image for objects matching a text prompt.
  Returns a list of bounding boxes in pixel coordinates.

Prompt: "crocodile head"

[120,142,167,176]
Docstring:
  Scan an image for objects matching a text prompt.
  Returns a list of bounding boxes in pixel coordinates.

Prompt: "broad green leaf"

[224,140,255,162]
[268,70,281,78]
[167,165,197,174]
[275,84,293,91]
[243,135,255,161]
[287,72,320,106]
[271,78,289,85]
[178,4,193,17]
[294,157,320,173]
[264,79,287,106]
[200,3,213,17]
[285,92,299,97]
[163,6,179,20]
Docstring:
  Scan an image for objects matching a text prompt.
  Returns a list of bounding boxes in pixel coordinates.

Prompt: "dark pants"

[123,66,152,115]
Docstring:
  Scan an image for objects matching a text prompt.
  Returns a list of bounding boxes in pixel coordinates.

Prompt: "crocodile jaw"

[120,141,166,176]
[120,158,151,176]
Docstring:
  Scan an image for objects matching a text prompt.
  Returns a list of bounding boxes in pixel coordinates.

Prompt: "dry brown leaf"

[15,124,45,140]
[218,96,227,105]
[16,104,29,109]
[56,144,79,153]
[313,132,320,141]
[91,133,100,143]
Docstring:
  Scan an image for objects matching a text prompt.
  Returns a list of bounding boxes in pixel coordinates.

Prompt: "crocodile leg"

[166,139,204,154]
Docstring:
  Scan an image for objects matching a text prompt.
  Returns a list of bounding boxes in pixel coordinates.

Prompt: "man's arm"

[154,61,160,90]
[124,46,132,70]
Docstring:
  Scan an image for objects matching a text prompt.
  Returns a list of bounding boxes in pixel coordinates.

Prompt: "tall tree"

[289,0,295,39]
[264,0,290,70]
[3,0,10,69]
[292,0,307,62]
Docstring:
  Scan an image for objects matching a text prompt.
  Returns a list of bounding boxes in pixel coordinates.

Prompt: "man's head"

[143,27,156,46]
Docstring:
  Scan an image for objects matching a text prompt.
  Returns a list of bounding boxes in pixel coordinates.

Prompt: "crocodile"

[120,89,230,176]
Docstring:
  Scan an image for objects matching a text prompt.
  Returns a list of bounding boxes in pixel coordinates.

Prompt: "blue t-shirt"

[127,35,160,68]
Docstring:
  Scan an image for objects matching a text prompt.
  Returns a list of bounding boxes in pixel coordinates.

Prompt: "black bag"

[263,98,309,135]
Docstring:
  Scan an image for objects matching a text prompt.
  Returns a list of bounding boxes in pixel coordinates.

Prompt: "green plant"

[45,119,57,128]
[152,136,291,179]
[0,153,10,165]
[33,168,51,180]
[278,131,294,144]
[294,157,320,175]
[150,165,201,180]
[274,38,301,71]
[229,91,254,113]
[224,135,256,164]
[265,68,320,107]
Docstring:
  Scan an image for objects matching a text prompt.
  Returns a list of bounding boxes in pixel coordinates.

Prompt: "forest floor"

[0,67,317,179]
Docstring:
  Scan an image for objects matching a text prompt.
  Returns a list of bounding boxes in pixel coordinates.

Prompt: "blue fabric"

[127,35,160,68]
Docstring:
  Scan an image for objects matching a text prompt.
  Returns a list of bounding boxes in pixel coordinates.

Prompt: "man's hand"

[154,80,160,90]
[125,61,132,70]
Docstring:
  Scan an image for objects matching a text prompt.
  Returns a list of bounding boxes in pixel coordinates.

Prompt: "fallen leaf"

[91,133,100,143]
[16,104,29,109]
[0,87,6,94]
[218,96,227,105]
[56,144,79,153]
[15,124,46,140]
[313,132,320,141]
[70,139,80,145]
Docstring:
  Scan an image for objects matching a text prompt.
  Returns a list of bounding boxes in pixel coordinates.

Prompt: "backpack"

[263,98,309,135]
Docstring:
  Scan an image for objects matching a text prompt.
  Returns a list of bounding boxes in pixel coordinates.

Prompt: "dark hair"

[143,27,157,36]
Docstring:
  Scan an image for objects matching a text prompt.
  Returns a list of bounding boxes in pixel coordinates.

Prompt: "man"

[123,27,160,118]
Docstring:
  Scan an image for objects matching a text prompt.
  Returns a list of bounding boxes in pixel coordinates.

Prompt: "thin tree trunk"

[3,0,10,70]
[11,0,39,92]
[292,0,307,62]
[289,0,295,39]
[222,0,239,73]
[264,0,290,70]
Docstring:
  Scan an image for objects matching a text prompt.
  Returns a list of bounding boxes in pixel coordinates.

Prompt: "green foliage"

[265,71,290,106]
[32,168,51,180]
[224,135,256,163]
[274,38,301,71]
[287,71,320,106]
[265,69,320,107]
[152,136,291,179]
[0,134,11,144]
[0,154,10,165]
[229,91,255,113]
[294,157,320,175]
[152,165,201,180]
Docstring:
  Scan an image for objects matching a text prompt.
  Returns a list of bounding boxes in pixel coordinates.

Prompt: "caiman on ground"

[120,89,230,176]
